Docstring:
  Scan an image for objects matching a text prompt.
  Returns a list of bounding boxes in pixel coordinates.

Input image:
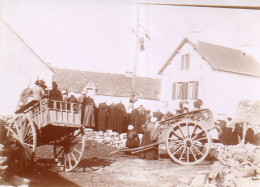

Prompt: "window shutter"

[172,82,176,100]
[185,54,190,70]
[184,82,188,100]
[194,81,199,99]
[181,55,184,70]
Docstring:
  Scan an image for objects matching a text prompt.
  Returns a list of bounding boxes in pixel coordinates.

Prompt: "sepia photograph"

[0,0,260,186]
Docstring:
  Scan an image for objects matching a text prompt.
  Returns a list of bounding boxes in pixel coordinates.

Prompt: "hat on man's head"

[128,125,134,130]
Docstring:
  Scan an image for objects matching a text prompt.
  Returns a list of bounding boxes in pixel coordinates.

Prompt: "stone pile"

[84,128,143,149]
[204,143,260,187]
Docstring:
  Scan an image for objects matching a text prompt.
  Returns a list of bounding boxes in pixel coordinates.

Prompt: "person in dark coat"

[153,110,164,121]
[78,91,87,124]
[245,124,255,144]
[67,92,78,110]
[139,117,158,160]
[48,82,63,108]
[108,104,117,131]
[97,103,108,131]
[134,108,146,133]
[126,125,140,148]
[115,103,125,133]
[83,97,95,128]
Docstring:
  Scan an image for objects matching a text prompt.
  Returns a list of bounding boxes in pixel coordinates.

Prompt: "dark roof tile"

[53,68,161,100]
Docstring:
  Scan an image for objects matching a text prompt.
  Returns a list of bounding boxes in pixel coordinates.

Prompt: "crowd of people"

[28,79,259,161]
[210,117,258,145]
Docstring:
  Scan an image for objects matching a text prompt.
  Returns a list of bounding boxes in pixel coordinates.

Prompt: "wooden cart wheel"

[6,114,37,172]
[53,128,85,172]
[166,119,211,165]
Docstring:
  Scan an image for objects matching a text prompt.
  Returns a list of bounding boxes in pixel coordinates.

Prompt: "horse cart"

[111,108,214,165]
[6,99,85,172]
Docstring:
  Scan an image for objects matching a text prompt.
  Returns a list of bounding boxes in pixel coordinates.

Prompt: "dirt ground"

[4,141,213,187]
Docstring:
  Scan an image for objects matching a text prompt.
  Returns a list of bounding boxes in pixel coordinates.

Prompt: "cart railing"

[158,108,213,130]
[22,99,82,128]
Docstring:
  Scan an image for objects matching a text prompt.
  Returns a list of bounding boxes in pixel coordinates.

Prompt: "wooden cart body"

[7,99,86,172]
[112,108,214,165]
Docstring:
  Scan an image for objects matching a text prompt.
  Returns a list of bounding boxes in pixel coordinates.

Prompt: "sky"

[1,0,260,115]
[2,0,260,78]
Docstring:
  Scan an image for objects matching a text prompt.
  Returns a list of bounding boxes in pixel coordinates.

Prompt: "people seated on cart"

[126,125,140,149]
[164,111,174,120]
[153,110,164,121]
[48,81,63,109]
[139,117,158,160]
[175,101,189,115]
[29,80,46,101]
[192,99,203,111]
[67,92,78,110]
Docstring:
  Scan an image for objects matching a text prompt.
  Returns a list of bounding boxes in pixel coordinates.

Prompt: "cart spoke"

[177,124,185,139]
[190,124,198,138]
[178,147,186,161]
[187,148,189,163]
[189,148,198,161]
[193,136,208,142]
[170,130,184,140]
[172,145,184,156]
[68,153,72,168]
[56,147,65,157]
[23,134,33,143]
[186,122,190,138]
[72,147,81,155]
[191,129,204,140]
[23,142,33,148]
[8,128,22,142]
[14,121,22,139]
[23,125,32,141]
[70,152,78,163]
[193,147,204,156]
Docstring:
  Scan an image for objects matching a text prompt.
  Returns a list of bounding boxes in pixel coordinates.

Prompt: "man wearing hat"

[48,82,63,108]
[29,80,45,101]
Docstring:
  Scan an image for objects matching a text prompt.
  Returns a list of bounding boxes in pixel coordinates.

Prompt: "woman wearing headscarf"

[139,117,158,160]
[126,125,140,149]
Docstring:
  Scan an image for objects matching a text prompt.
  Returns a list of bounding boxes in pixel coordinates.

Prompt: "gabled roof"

[158,37,260,77]
[53,68,161,100]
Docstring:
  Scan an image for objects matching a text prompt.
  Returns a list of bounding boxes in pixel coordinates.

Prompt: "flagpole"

[132,2,140,98]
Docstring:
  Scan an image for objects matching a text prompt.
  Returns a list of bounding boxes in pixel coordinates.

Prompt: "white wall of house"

[160,42,260,119]
[0,23,53,115]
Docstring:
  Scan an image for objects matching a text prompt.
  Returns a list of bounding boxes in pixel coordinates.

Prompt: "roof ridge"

[197,40,246,54]
[53,67,160,80]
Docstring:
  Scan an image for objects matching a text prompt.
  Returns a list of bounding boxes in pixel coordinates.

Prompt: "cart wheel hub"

[186,140,192,147]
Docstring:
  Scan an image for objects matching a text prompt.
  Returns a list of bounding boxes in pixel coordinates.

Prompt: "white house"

[0,22,54,115]
[158,38,260,120]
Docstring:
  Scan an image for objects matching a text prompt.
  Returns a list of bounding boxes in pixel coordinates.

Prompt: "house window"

[181,54,190,70]
[172,81,199,100]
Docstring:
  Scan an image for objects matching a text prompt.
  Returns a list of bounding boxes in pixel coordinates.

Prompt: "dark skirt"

[139,131,158,160]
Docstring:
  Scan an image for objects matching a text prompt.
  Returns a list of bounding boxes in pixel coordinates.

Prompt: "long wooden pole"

[132,3,140,96]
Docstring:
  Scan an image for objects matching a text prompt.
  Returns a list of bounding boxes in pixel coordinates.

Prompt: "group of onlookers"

[211,117,258,145]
